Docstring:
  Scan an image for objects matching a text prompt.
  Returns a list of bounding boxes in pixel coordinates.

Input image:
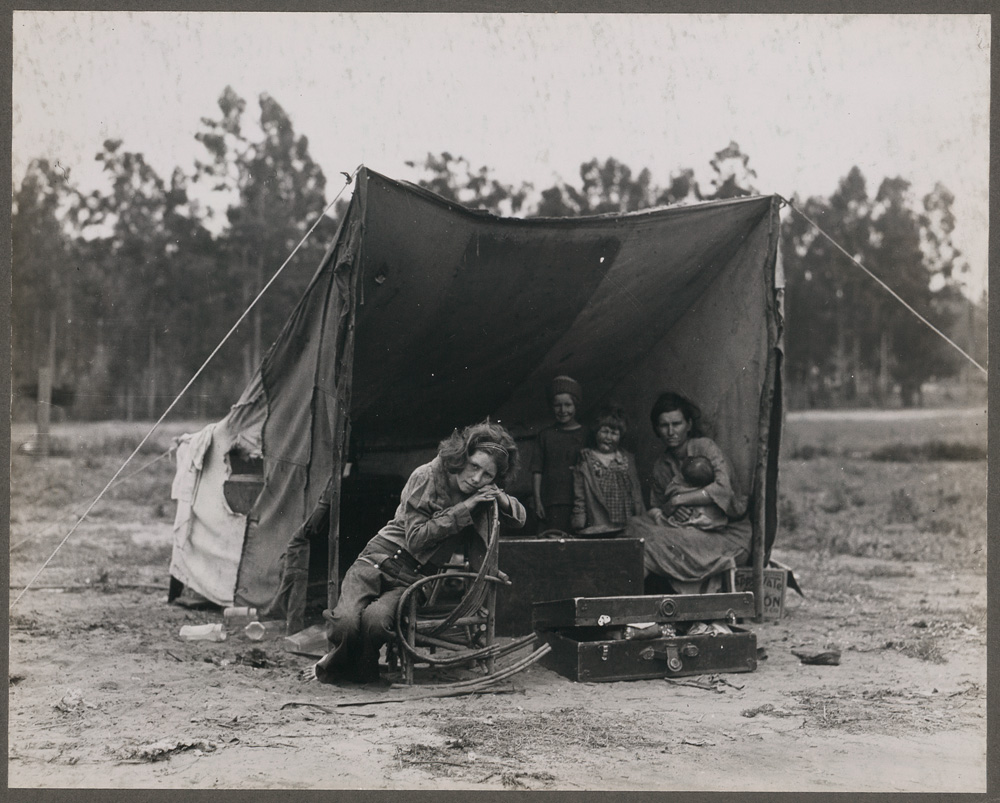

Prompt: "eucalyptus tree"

[74,140,185,418]
[194,86,332,384]
[11,159,77,405]
[404,151,531,216]
[781,168,963,407]
[869,177,962,405]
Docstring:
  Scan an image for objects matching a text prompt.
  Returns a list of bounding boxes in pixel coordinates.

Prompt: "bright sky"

[12,11,991,296]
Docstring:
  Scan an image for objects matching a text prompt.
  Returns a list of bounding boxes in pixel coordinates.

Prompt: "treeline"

[13,88,339,420]
[12,88,985,421]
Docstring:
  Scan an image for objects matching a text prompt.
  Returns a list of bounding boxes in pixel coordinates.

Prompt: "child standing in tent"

[530,376,587,535]
[570,405,645,536]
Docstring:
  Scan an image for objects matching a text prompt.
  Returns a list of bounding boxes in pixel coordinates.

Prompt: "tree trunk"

[877,331,891,406]
[94,319,105,420]
[834,291,847,406]
[253,252,263,374]
[242,344,253,388]
[147,326,157,420]
[32,307,40,379]
[241,248,255,387]
[36,366,52,456]
[900,379,921,408]
[965,300,975,404]
[846,337,859,403]
[35,314,56,453]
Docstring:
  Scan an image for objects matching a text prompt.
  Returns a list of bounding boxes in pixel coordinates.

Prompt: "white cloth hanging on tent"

[169,422,246,606]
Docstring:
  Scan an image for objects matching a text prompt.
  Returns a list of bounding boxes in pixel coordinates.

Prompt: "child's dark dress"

[530,425,587,534]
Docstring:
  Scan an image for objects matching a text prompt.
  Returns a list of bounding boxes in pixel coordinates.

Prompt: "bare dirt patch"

[7,411,988,791]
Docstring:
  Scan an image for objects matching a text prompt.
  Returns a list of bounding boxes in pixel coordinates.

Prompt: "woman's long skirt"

[625,513,753,582]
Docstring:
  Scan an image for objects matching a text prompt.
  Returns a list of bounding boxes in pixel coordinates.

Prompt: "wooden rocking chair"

[390,503,507,684]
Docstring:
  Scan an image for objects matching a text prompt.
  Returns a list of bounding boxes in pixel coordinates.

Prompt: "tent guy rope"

[779,196,987,377]
[9,166,362,610]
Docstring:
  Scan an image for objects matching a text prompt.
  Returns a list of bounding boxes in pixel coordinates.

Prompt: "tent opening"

[169,167,784,626]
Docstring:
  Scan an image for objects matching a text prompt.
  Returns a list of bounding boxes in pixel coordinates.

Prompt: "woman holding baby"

[625,391,753,593]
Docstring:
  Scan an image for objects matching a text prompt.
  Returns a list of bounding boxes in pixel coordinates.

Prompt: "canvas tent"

[169,167,784,623]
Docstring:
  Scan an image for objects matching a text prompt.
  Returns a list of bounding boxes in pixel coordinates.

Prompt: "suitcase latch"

[647,643,699,672]
[600,645,609,661]
[663,645,683,672]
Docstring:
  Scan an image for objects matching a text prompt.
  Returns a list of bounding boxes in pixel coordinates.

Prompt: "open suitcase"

[533,592,758,682]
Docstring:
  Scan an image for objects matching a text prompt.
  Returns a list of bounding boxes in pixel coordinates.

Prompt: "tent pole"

[326,475,342,612]
[327,419,351,612]
[752,345,778,622]
[327,174,364,613]
[752,198,783,622]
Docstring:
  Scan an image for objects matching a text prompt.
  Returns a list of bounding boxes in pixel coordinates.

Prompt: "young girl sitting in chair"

[312,420,525,684]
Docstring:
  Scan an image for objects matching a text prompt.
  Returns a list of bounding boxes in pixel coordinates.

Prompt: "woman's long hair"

[649,391,705,438]
[438,420,520,486]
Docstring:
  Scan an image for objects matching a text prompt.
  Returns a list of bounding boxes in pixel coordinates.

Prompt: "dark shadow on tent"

[168,167,784,628]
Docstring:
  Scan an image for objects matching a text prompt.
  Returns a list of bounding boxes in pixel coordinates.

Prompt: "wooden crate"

[495,538,645,636]
[534,592,757,682]
[724,564,788,622]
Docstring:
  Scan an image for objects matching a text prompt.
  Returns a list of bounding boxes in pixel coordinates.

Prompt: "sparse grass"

[788,444,836,460]
[11,420,207,457]
[783,408,986,458]
[888,489,919,523]
[782,517,984,570]
[818,484,848,513]
[854,563,916,579]
[790,685,942,734]
[9,426,181,599]
[785,438,986,462]
[438,708,666,757]
[778,495,799,532]
[882,638,947,664]
[871,441,987,462]
[777,426,986,570]
[396,707,664,786]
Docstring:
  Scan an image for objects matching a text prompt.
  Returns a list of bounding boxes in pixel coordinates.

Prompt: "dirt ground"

[7,409,989,792]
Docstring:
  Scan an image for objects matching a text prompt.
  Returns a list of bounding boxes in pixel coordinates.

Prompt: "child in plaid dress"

[570,406,645,536]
